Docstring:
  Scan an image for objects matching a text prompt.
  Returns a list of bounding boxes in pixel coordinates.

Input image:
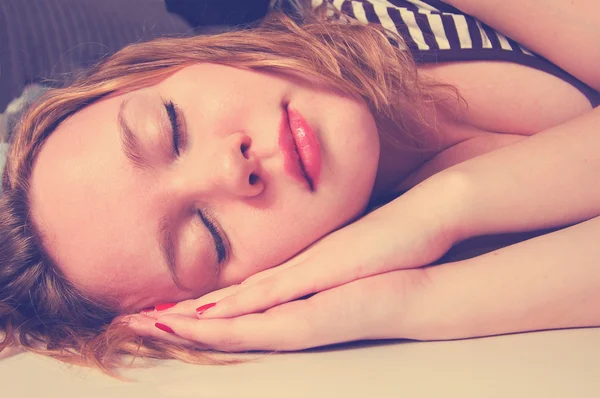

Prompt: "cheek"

[339,109,380,169]
[178,228,221,293]
[319,98,380,187]
[215,208,329,285]
[255,205,345,257]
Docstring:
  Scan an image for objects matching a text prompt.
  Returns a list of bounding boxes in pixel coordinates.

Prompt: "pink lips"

[278,104,321,191]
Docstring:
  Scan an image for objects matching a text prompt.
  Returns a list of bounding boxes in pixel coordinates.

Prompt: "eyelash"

[197,210,228,264]
[162,99,227,264]
[164,100,184,156]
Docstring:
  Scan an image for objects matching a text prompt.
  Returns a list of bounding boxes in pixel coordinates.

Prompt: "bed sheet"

[1,327,599,398]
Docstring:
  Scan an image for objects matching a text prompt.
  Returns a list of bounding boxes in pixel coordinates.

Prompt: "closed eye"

[164,100,186,157]
[197,209,228,264]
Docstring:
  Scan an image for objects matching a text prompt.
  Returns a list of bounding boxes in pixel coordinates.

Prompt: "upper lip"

[278,104,314,190]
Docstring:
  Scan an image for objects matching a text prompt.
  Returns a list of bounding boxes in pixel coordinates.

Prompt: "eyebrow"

[117,99,187,291]
[117,99,150,170]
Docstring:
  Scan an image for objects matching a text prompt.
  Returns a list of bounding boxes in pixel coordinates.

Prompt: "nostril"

[249,173,259,185]
[240,142,250,159]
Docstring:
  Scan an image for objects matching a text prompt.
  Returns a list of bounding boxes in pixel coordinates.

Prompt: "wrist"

[409,170,474,247]
[366,170,474,267]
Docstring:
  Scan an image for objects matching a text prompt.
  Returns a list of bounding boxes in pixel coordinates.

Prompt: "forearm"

[405,215,600,340]
[435,107,600,241]
[443,0,600,91]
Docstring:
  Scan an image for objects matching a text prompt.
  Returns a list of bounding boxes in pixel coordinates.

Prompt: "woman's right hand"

[128,267,433,352]
[160,173,467,320]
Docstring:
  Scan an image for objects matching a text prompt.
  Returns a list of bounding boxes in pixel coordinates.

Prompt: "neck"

[369,136,433,201]
[369,111,454,203]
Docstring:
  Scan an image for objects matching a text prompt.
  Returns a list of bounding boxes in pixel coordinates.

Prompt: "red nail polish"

[196,302,216,315]
[155,303,176,312]
[155,323,174,334]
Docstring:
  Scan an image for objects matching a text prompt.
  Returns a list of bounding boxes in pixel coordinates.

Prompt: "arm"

[126,215,600,349]
[442,0,600,91]
[128,109,600,345]
[406,214,600,340]
[136,107,600,321]
[400,106,600,337]
[444,106,600,242]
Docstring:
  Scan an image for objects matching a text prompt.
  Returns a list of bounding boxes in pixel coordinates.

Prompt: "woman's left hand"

[125,268,430,351]
[156,175,462,324]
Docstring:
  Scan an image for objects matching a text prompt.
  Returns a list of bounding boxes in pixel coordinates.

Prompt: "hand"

[139,185,457,322]
[125,268,431,351]
[125,175,463,348]
[194,188,456,320]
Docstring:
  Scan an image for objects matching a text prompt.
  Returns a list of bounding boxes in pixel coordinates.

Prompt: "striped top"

[306,0,600,107]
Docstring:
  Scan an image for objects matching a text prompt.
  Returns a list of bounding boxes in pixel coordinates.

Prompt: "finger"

[130,271,421,352]
[240,258,301,286]
[140,302,181,318]
[140,283,242,319]
[199,257,348,319]
[151,272,406,352]
[200,220,393,319]
[129,270,426,352]
[238,240,322,287]
[149,300,323,352]
[124,314,200,347]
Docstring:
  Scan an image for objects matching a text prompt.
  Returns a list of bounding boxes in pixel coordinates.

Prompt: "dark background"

[0,0,273,113]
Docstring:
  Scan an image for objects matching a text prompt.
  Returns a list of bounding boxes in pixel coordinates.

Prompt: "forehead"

[29,90,166,304]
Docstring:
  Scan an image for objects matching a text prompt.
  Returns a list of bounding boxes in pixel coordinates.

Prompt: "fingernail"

[140,303,176,315]
[155,303,176,312]
[155,323,174,334]
[196,302,216,315]
[140,306,154,314]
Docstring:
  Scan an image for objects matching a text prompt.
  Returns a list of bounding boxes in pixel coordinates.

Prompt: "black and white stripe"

[313,0,533,57]
[310,0,599,106]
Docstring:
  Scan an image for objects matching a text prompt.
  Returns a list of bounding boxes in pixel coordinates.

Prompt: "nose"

[213,132,264,197]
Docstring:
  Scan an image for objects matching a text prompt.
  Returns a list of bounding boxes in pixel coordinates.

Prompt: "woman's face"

[30,64,380,311]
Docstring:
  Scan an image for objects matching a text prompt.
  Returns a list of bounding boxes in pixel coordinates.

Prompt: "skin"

[29,63,399,311]
[29,60,586,314]
[39,0,596,351]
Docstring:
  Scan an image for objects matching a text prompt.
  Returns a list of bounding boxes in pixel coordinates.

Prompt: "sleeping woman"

[1,0,599,372]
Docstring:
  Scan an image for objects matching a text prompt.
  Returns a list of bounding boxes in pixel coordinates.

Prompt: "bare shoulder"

[398,59,596,253]
[420,61,593,136]
[397,60,594,190]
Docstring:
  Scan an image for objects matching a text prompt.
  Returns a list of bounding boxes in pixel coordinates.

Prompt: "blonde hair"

[0,5,457,374]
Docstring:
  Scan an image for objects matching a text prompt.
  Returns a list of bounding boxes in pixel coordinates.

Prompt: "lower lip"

[278,106,322,191]
[286,107,321,190]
